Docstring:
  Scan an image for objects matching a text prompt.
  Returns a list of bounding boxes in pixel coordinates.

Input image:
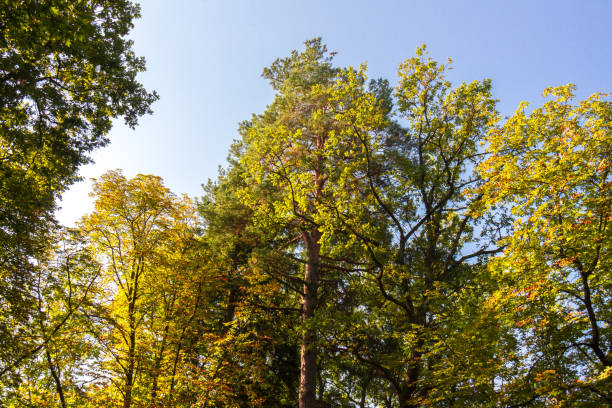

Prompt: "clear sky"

[56,0,612,225]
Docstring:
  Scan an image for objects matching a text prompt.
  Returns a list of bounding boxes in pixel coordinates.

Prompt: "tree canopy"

[0,0,157,381]
[476,85,611,405]
[0,30,609,407]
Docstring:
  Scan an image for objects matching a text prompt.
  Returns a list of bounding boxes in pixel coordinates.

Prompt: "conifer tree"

[239,39,388,408]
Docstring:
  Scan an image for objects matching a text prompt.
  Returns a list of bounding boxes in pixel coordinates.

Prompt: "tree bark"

[359,371,372,408]
[397,357,421,408]
[398,375,419,408]
[579,270,610,367]
[150,322,169,402]
[124,260,142,408]
[124,306,135,408]
[44,341,66,408]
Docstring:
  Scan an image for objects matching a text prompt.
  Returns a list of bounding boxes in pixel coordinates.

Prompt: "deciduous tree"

[327,46,508,407]
[477,85,611,405]
[78,171,198,408]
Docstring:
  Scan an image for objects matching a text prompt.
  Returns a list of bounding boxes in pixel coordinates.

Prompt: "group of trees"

[0,1,157,394]
[1,1,610,407]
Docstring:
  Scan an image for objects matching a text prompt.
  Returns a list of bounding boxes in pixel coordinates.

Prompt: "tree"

[198,144,301,407]
[325,46,509,407]
[239,38,388,408]
[78,170,198,408]
[477,85,611,405]
[0,0,157,371]
[0,230,102,408]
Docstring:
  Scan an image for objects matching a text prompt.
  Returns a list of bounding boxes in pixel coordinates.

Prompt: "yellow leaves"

[478,85,610,256]
[477,83,610,397]
[414,43,428,57]
[595,158,610,174]
[596,366,612,382]
[554,256,576,268]
[483,291,505,312]
[542,84,576,100]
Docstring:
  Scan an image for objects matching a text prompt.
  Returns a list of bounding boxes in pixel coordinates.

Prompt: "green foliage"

[321,45,510,407]
[198,153,301,407]
[0,0,157,379]
[478,86,612,405]
[1,31,609,408]
[0,230,101,408]
[239,38,392,408]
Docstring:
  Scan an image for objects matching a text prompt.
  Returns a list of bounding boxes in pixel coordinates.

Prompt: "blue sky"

[56,0,612,225]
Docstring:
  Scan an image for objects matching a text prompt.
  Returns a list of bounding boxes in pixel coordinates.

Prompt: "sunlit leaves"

[478,86,611,404]
[76,171,200,407]
[0,0,157,380]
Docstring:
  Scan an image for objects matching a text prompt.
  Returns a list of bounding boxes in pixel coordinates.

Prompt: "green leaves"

[1,30,608,406]
[0,1,157,374]
[478,86,612,404]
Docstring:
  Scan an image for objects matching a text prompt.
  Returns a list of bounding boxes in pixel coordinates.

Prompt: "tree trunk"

[579,270,610,367]
[398,393,418,408]
[38,317,67,408]
[150,322,169,402]
[398,384,418,408]
[299,230,321,408]
[124,264,140,408]
[44,342,66,408]
[359,371,372,408]
[124,310,135,408]
[397,364,420,408]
